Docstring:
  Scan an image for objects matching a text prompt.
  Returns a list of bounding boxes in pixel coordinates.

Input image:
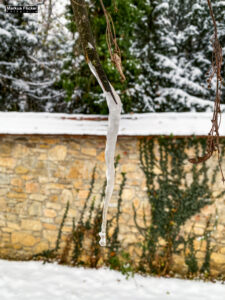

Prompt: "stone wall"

[0,134,225,275]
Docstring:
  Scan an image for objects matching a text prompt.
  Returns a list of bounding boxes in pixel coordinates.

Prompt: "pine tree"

[133,0,225,112]
[57,0,143,114]
[0,0,66,112]
[0,1,39,110]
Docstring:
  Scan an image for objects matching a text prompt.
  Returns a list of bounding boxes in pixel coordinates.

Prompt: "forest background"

[0,0,225,114]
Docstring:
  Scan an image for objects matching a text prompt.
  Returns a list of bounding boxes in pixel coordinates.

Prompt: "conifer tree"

[0,0,66,112]
[57,0,143,114]
[0,1,38,110]
[134,0,225,112]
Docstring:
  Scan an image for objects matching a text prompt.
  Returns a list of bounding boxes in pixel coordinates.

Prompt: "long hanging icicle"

[70,0,122,246]
[99,85,121,246]
[88,62,121,246]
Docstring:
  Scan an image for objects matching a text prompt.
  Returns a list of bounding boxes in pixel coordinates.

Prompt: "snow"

[0,259,224,300]
[0,27,11,38]
[0,112,225,136]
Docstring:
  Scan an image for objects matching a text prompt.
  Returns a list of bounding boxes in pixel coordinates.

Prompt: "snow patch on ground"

[0,259,224,300]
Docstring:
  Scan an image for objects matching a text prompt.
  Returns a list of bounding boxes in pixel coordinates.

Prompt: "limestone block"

[7,222,20,230]
[49,195,59,202]
[78,190,89,199]
[68,208,76,218]
[11,232,37,247]
[34,241,49,253]
[12,243,22,250]
[44,138,60,145]
[38,176,50,183]
[194,226,204,236]
[96,151,105,162]
[43,223,57,230]
[46,202,61,210]
[39,144,51,149]
[7,192,27,200]
[0,174,10,185]
[2,227,14,233]
[0,157,16,168]
[121,164,137,173]
[67,167,80,179]
[21,219,42,231]
[28,202,42,216]
[44,209,57,218]
[81,147,96,156]
[22,175,34,181]
[70,142,81,151]
[12,144,30,157]
[60,189,73,204]
[0,143,12,156]
[11,178,23,187]
[0,198,7,209]
[43,230,58,243]
[38,153,47,160]
[122,189,135,201]
[0,219,6,226]
[62,226,72,233]
[15,166,29,174]
[121,213,131,223]
[29,194,46,202]
[211,252,225,266]
[196,251,205,259]
[172,254,188,274]
[44,183,65,190]
[49,145,67,161]
[25,182,40,194]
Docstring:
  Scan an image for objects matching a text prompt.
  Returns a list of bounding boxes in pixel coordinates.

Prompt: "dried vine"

[99,0,126,82]
[70,0,118,104]
[189,0,224,182]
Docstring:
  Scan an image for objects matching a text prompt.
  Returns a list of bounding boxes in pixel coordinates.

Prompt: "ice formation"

[88,62,122,246]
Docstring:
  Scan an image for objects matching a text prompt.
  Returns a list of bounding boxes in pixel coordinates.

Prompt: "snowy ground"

[0,260,224,300]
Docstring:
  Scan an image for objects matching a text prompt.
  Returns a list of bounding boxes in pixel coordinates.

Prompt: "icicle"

[88,62,122,246]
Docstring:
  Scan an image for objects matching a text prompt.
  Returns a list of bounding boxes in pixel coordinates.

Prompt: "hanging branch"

[189,0,224,182]
[70,0,122,247]
[70,0,117,104]
[99,0,126,82]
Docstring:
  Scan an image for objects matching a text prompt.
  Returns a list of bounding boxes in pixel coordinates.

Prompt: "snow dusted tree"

[133,0,225,112]
[0,1,39,110]
[0,0,224,114]
[0,0,67,111]
[58,1,143,114]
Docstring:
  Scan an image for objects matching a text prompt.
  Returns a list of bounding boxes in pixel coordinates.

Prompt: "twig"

[189,0,224,182]
[99,0,126,82]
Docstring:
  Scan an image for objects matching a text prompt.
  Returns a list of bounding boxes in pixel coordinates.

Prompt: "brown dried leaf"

[112,53,126,82]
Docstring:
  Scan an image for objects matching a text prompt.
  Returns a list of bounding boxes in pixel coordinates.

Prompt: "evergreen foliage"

[135,137,220,275]
[0,0,66,112]
[133,0,225,112]
[0,1,38,110]
[56,0,142,114]
[0,0,224,112]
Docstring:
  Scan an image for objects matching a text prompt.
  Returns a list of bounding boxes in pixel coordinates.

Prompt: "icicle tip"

[99,231,106,247]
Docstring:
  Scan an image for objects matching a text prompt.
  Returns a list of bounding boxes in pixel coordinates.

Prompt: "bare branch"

[189,0,224,182]
[70,0,118,104]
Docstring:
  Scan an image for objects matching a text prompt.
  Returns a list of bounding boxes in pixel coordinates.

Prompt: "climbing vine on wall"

[134,136,225,276]
[33,158,133,277]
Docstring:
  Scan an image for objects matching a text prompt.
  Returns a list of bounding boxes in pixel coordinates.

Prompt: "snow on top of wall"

[0,112,224,136]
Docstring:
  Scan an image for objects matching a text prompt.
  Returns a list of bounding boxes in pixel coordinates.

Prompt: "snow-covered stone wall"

[0,113,225,276]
